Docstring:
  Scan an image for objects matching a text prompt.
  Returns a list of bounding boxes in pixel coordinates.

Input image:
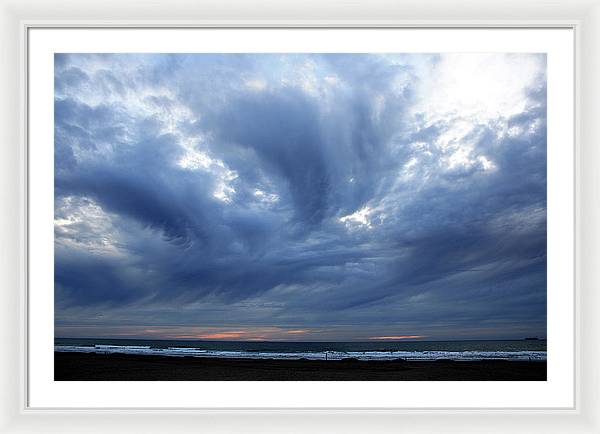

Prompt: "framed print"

[1,0,599,433]
[30,25,571,406]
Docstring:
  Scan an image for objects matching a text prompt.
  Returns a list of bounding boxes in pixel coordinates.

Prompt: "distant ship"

[524,337,540,340]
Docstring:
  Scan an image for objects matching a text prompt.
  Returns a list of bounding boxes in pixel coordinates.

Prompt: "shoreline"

[55,351,547,381]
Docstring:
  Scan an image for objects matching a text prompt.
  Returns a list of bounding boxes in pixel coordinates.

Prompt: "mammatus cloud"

[54,53,547,341]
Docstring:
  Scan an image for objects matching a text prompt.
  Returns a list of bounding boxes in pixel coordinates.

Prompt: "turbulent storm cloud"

[54,53,547,341]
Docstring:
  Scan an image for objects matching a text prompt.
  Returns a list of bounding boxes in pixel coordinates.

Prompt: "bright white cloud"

[339,206,374,229]
[412,53,544,123]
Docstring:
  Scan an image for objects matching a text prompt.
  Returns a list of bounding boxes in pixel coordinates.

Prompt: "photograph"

[53,52,548,381]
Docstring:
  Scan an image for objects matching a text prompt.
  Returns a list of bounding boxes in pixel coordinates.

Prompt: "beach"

[54,352,547,381]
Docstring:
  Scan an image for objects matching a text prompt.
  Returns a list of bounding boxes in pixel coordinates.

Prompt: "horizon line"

[54,336,547,343]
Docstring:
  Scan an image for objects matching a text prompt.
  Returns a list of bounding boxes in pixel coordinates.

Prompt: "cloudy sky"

[54,53,547,341]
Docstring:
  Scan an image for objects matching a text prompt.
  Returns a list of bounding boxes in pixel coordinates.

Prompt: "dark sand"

[55,352,546,381]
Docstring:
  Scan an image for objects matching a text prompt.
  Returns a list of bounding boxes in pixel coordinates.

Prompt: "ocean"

[54,338,547,361]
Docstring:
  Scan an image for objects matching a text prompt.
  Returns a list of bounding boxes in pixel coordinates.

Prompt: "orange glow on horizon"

[196,332,246,339]
[369,335,425,340]
[137,327,428,342]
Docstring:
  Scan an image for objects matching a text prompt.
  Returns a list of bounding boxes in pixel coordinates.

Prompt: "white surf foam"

[55,345,547,361]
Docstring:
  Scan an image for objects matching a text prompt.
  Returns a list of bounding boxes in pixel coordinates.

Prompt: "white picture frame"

[1,0,599,432]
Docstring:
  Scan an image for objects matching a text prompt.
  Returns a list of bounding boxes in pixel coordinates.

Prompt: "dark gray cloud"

[54,53,547,340]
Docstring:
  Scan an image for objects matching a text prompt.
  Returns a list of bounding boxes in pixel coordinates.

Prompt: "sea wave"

[54,345,547,361]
